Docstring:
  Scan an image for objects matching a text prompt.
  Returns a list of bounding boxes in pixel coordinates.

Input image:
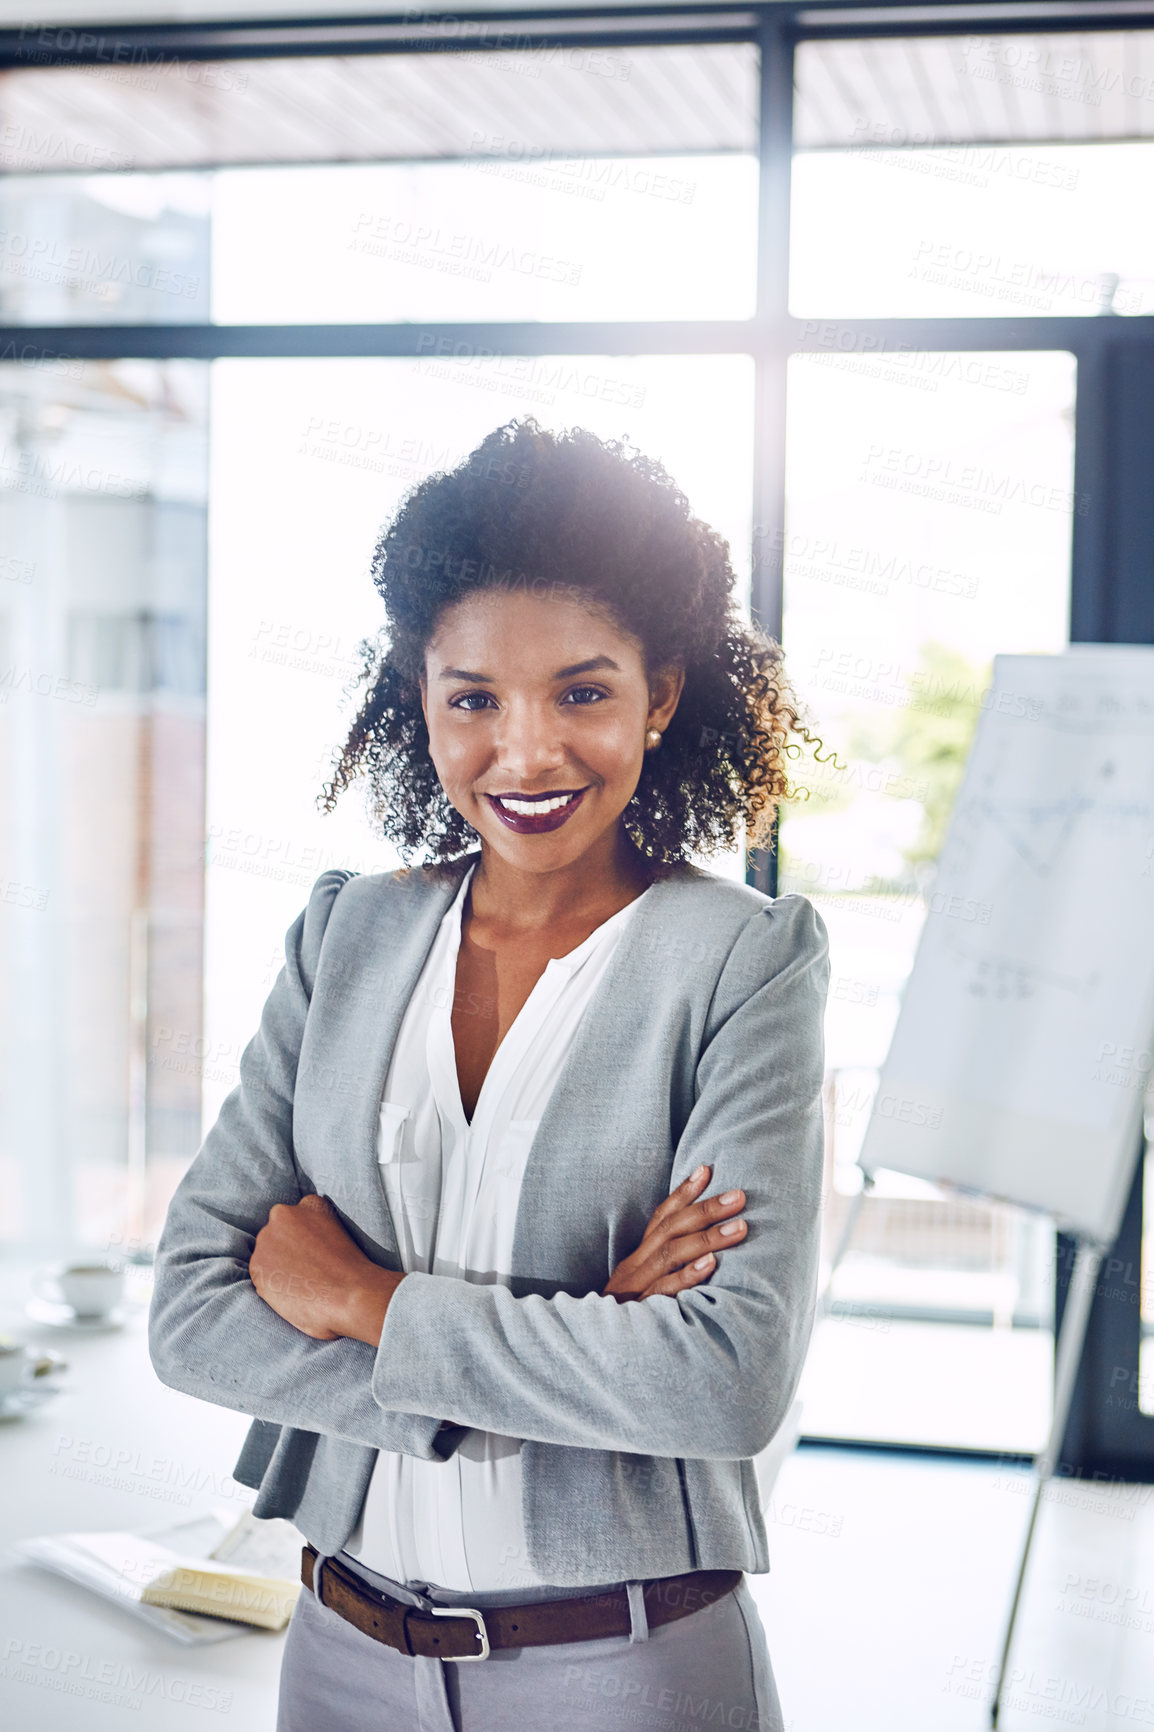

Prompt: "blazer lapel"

[299,856,474,1261]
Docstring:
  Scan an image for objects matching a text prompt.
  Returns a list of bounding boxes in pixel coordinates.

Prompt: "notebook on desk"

[15,1507,303,1643]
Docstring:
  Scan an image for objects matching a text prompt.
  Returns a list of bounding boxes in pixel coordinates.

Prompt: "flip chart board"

[858,648,1154,1244]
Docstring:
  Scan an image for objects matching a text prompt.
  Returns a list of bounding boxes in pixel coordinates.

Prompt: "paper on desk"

[15,1532,246,1644]
[14,1509,305,1645]
[208,1508,304,1579]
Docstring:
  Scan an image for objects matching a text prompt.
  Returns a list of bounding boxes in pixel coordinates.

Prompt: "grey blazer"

[148,855,829,1588]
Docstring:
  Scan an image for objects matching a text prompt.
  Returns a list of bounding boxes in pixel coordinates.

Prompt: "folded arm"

[147,870,453,1461]
[371,896,830,1460]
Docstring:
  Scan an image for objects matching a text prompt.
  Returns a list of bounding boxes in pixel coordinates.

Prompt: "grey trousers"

[276,1550,784,1732]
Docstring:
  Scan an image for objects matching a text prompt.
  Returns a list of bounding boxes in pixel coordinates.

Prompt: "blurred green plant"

[848,640,988,872]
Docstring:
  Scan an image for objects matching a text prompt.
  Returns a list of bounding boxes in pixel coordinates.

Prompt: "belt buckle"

[428,1604,490,1660]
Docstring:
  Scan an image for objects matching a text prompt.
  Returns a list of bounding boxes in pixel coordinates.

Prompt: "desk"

[0,1263,284,1730]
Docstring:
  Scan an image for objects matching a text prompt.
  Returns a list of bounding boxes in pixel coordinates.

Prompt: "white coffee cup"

[0,1342,32,1396]
[35,1261,125,1319]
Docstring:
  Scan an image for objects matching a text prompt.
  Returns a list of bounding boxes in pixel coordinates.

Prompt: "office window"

[0,38,758,1256]
[792,33,1154,318]
[0,45,758,326]
[67,608,205,696]
[0,360,208,1253]
[0,175,209,325]
[213,155,756,323]
[781,351,1076,1450]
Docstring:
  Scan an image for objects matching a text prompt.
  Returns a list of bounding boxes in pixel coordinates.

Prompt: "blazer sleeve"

[371,893,830,1460]
[147,869,452,1461]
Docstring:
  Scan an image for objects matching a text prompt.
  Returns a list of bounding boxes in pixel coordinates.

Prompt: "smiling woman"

[321,418,810,869]
[148,416,831,1732]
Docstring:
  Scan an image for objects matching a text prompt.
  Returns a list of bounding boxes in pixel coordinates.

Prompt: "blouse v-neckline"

[434,863,651,1134]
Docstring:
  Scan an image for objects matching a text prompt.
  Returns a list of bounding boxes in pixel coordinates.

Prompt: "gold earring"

[645,728,663,751]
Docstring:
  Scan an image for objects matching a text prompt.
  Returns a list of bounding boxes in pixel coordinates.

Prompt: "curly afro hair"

[320,418,816,873]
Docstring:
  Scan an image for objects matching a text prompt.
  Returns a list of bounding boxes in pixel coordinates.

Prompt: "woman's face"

[420,587,683,876]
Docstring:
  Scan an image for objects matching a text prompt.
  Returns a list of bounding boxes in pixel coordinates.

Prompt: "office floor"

[799,1314,1054,1453]
[755,1445,1154,1732]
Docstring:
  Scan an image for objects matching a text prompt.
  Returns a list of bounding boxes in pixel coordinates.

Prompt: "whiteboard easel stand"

[815,1168,876,1323]
[816,1174,1110,1731]
[989,1233,1106,1729]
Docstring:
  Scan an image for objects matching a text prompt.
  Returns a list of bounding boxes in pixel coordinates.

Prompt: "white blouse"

[344,862,650,1591]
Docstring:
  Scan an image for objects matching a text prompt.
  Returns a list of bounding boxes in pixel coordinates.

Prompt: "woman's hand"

[601,1165,747,1303]
[249,1193,404,1346]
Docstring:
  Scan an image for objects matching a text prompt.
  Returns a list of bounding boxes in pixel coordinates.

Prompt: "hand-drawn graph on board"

[858,648,1154,1245]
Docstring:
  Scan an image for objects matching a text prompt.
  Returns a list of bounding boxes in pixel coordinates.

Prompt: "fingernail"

[691,1165,707,1183]
[720,1190,741,1205]
[694,1253,714,1269]
[719,1220,745,1236]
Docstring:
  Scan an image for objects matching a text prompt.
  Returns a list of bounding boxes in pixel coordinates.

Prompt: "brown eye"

[562,685,608,706]
[450,692,496,712]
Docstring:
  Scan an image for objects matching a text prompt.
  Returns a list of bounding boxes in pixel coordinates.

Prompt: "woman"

[149,419,830,1732]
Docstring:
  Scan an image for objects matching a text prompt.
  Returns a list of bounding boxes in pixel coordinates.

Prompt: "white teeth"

[496,793,578,816]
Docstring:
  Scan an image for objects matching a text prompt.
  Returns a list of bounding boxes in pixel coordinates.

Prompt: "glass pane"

[0,174,210,325]
[0,155,754,328]
[0,359,208,1257]
[0,45,757,325]
[213,156,757,323]
[781,351,1075,1451]
[205,355,754,1131]
[791,141,1154,318]
[793,32,1154,318]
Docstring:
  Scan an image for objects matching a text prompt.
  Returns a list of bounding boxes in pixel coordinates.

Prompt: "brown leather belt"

[302,1545,741,1661]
